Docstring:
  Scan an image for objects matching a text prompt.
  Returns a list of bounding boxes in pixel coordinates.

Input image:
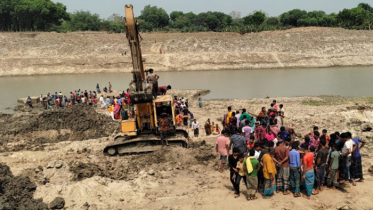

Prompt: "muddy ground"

[1,90,373,209]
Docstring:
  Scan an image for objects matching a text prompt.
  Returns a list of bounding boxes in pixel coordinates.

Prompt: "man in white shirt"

[235,110,241,128]
[191,119,200,137]
[340,132,356,185]
[254,143,261,160]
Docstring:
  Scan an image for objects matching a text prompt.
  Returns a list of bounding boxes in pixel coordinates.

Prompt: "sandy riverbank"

[1,27,373,76]
[1,89,373,209]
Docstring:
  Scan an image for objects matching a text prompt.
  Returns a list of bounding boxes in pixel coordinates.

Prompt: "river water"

[0,66,372,113]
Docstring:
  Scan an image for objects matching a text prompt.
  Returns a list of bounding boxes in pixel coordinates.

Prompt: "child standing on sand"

[211,122,216,134]
[216,124,221,134]
[233,154,247,198]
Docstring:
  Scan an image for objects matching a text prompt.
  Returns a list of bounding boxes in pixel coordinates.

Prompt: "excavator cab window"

[156,103,173,125]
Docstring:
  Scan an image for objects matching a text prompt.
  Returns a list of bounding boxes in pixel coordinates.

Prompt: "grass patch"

[363,97,373,104]
[301,98,347,106]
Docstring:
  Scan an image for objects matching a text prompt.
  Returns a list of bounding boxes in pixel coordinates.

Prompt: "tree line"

[1,1,373,33]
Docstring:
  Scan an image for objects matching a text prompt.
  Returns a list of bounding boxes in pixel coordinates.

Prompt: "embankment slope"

[1,27,373,76]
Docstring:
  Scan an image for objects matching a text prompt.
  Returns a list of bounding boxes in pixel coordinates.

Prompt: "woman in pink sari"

[114,103,121,119]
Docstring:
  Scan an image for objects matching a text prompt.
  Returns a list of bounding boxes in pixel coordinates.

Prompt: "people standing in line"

[289,141,301,197]
[273,140,291,195]
[302,144,315,199]
[262,147,277,198]
[244,149,260,200]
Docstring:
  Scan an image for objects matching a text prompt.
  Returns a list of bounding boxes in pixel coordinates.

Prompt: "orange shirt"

[303,153,314,169]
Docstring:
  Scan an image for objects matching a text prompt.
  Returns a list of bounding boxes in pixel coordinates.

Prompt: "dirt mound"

[0,163,48,210]
[69,142,216,182]
[69,162,105,181]
[0,105,118,152]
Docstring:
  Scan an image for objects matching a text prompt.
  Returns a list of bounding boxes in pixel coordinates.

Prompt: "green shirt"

[239,113,251,121]
[330,151,340,170]
[243,157,259,177]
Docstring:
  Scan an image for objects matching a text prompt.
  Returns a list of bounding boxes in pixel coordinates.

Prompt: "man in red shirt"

[124,89,130,104]
[158,85,172,95]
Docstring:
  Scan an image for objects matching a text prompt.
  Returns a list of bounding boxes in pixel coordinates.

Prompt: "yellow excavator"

[104,5,189,155]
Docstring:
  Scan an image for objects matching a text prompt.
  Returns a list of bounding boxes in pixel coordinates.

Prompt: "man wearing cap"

[146,68,159,98]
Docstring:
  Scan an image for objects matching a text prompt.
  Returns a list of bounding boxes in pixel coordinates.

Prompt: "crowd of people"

[216,100,366,200]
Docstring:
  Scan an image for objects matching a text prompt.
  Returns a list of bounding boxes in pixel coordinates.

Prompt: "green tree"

[170,11,183,21]
[358,3,373,13]
[173,16,191,29]
[266,17,279,26]
[1,0,69,31]
[205,14,220,31]
[69,11,102,31]
[280,9,307,26]
[243,11,266,26]
[139,5,169,28]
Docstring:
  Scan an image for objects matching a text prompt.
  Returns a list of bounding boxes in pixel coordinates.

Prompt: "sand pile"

[0,105,118,152]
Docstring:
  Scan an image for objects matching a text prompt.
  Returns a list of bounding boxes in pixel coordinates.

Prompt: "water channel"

[0,66,372,113]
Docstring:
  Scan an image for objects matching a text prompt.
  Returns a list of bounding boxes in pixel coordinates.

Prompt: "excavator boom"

[124,4,152,104]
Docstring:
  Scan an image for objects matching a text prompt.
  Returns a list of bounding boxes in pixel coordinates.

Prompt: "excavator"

[103,5,189,156]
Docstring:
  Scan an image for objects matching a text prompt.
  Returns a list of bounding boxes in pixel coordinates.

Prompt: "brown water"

[1,66,372,113]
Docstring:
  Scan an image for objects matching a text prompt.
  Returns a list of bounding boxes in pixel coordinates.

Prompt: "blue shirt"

[353,138,362,158]
[289,149,301,168]
[279,131,290,141]
[117,99,122,106]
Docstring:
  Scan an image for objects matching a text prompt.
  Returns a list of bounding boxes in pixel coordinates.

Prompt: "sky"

[51,0,373,19]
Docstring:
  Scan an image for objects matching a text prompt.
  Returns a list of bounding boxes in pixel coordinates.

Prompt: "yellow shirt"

[108,105,114,113]
[236,161,245,176]
[211,124,215,133]
[262,153,277,179]
[227,112,232,124]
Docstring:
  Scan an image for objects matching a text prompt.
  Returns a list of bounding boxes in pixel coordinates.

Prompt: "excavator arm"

[124,5,153,104]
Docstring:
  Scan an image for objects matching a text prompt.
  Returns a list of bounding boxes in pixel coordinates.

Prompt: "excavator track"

[104,130,189,156]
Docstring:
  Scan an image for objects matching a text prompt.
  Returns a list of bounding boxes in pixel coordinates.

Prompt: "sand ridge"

[1,27,373,76]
